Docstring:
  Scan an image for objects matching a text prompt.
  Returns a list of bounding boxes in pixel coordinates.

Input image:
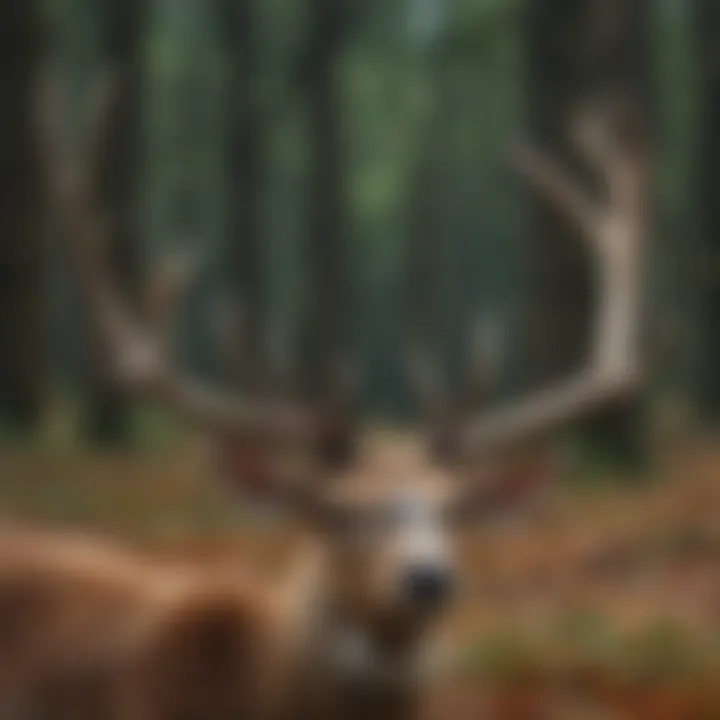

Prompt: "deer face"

[215,428,552,629]
[307,436,464,634]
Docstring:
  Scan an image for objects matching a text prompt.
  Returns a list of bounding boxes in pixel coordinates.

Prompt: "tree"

[0,0,46,434]
[219,0,266,391]
[298,0,354,401]
[523,0,654,468]
[84,0,145,444]
[403,8,452,427]
[694,0,720,423]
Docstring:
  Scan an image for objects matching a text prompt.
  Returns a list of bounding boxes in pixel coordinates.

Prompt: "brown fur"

[0,528,153,707]
[0,437,478,719]
[120,578,288,720]
[0,525,426,719]
[0,528,288,719]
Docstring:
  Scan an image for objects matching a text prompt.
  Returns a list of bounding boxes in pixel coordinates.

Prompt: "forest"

[1,0,720,717]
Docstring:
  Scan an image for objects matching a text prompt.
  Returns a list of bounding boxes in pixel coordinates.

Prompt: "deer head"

[37,70,648,685]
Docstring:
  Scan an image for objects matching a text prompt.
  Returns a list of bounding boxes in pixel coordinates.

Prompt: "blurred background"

[2,0,720,716]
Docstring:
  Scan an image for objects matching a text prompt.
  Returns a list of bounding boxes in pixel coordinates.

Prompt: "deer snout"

[402,564,454,609]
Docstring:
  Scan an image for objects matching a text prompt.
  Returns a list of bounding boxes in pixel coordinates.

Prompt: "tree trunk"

[0,0,46,435]
[220,0,266,392]
[403,38,450,416]
[524,0,653,469]
[694,0,720,423]
[84,0,144,445]
[299,0,352,402]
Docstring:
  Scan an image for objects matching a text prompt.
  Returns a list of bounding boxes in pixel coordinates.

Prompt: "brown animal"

[0,525,309,719]
[16,70,650,719]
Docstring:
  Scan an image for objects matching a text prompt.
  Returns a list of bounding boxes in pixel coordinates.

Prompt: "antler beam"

[37,70,316,441]
[459,99,648,456]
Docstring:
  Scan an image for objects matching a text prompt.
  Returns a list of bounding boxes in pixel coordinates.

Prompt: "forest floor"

[1,433,720,718]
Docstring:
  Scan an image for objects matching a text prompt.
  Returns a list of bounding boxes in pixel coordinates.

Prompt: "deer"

[9,66,650,720]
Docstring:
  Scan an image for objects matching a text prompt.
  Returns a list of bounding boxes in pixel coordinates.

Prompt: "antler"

[37,69,317,442]
[143,246,201,350]
[458,97,649,457]
[464,310,503,409]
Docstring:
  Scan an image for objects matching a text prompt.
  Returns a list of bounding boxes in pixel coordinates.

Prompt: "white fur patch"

[395,493,451,571]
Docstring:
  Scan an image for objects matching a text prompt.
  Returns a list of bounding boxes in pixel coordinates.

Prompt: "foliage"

[8,0,711,443]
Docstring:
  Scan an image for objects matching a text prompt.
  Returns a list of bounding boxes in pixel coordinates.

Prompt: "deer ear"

[448,445,562,526]
[314,362,361,472]
[487,446,560,510]
[428,409,463,465]
[209,433,326,518]
[315,408,358,471]
[213,436,267,497]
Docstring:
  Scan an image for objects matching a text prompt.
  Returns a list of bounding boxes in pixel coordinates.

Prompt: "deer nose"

[403,565,454,609]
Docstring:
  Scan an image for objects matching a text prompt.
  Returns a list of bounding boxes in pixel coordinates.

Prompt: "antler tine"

[38,68,146,378]
[407,342,447,422]
[458,97,648,457]
[465,310,503,406]
[37,67,317,441]
[144,245,202,351]
[407,341,464,463]
[85,67,125,192]
[458,369,639,455]
[574,96,651,215]
[510,141,601,239]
